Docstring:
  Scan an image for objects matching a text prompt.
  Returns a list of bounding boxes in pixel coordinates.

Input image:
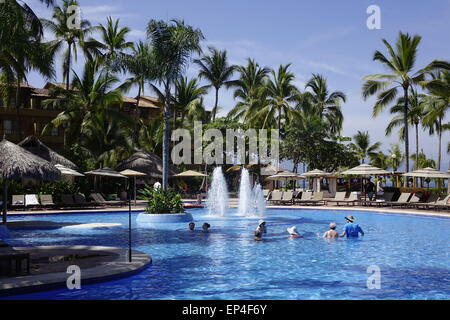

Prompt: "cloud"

[128,29,146,40]
[80,5,136,23]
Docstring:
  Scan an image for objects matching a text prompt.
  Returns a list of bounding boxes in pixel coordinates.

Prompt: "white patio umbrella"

[55,164,85,177]
[173,170,208,177]
[403,167,450,179]
[84,168,128,179]
[341,164,390,199]
[266,171,304,181]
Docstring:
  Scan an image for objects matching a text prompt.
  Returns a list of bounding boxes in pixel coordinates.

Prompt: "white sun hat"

[287,226,299,235]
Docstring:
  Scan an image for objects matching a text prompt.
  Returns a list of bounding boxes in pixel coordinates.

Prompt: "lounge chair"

[280,191,294,205]
[425,195,450,211]
[40,194,55,207]
[268,190,282,204]
[11,195,25,208]
[335,193,360,206]
[326,192,346,206]
[305,192,325,206]
[91,193,126,206]
[60,194,76,207]
[296,191,313,204]
[411,194,440,210]
[25,194,40,207]
[74,194,102,208]
[383,193,412,208]
[366,192,395,207]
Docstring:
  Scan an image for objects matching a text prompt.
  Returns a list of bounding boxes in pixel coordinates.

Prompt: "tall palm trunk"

[2,180,8,224]
[15,78,23,140]
[66,42,72,91]
[415,123,419,170]
[438,117,442,170]
[162,81,171,190]
[213,87,219,121]
[403,86,410,182]
[134,85,142,144]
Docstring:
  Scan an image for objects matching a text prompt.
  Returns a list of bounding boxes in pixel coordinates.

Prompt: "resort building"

[0,82,163,151]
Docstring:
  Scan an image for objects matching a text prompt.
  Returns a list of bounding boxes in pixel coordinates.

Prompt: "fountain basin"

[136,212,193,224]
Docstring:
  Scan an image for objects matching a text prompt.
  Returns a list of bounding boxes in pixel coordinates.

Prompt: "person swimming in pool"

[287,226,302,238]
[202,222,210,232]
[341,215,364,238]
[318,222,340,239]
[254,220,267,241]
[188,222,195,231]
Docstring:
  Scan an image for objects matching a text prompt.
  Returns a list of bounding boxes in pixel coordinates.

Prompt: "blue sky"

[28,0,450,169]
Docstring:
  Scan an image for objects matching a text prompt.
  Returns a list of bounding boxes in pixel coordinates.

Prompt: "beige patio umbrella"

[301,169,334,192]
[0,139,61,224]
[173,170,207,177]
[403,167,450,191]
[341,164,390,199]
[266,171,304,190]
[120,169,147,206]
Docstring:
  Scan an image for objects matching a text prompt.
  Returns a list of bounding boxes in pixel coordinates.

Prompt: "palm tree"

[117,41,156,142]
[43,59,123,149]
[42,0,93,90]
[387,144,404,171]
[304,74,346,134]
[172,77,207,127]
[194,47,235,120]
[421,71,450,170]
[228,59,270,124]
[385,89,426,169]
[85,17,134,70]
[1,0,56,139]
[253,64,299,130]
[362,31,450,173]
[370,151,389,170]
[146,19,204,190]
[350,131,381,163]
[410,150,436,170]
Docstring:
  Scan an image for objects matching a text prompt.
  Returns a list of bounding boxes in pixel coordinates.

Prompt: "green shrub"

[139,185,185,214]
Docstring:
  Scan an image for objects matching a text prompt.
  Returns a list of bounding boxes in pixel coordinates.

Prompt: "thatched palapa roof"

[18,136,78,170]
[0,139,61,181]
[116,150,179,179]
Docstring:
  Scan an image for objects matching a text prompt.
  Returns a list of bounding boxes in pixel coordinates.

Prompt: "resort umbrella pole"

[128,180,132,263]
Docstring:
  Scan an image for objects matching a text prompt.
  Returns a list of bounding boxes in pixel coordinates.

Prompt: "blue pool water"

[1,208,450,300]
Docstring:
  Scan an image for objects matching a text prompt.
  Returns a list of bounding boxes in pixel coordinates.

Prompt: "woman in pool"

[287,226,302,238]
[202,223,210,232]
[318,222,340,239]
[254,220,267,241]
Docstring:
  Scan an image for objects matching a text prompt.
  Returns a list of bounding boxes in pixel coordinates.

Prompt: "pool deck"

[0,245,151,296]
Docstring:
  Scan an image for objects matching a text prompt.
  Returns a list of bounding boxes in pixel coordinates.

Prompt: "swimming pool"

[1,208,450,300]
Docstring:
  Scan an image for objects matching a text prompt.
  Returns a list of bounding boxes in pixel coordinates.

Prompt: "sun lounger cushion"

[25,194,40,206]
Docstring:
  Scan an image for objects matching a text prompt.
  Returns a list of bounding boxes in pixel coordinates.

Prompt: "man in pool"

[341,216,364,238]
[318,222,339,239]
[188,222,195,231]
[202,222,210,232]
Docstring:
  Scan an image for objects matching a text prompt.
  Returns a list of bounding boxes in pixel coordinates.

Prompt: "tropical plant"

[172,77,207,127]
[253,64,299,130]
[350,131,381,163]
[370,151,389,170]
[385,89,426,169]
[410,150,436,169]
[42,0,93,90]
[140,185,185,214]
[228,59,270,125]
[304,73,346,134]
[43,59,124,152]
[0,0,56,139]
[362,31,450,173]
[146,19,204,190]
[85,17,133,71]
[386,144,404,171]
[194,47,235,120]
[421,71,450,169]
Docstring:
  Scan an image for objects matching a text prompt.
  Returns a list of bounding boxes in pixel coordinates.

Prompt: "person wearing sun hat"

[341,215,364,238]
[254,220,267,241]
[287,226,302,238]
